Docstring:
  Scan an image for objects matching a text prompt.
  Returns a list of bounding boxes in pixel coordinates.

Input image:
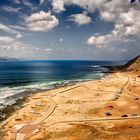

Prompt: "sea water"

[0,60,126,108]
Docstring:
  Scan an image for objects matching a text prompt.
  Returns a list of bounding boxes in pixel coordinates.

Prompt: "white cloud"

[0,23,24,39]
[1,6,21,13]
[40,0,45,4]
[16,33,22,39]
[87,6,140,47]
[9,25,27,31]
[0,23,19,34]
[52,0,65,13]
[87,35,110,45]
[87,35,112,48]
[44,48,53,53]
[0,36,39,51]
[86,0,140,47]
[100,11,115,22]
[25,11,59,31]
[0,36,14,45]
[52,0,140,48]
[12,0,33,7]
[52,0,104,13]
[23,0,33,7]
[69,12,91,26]
[59,38,64,42]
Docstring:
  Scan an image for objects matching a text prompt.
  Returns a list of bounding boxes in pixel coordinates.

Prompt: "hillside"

[103,55,140,71]
[122,55,140,71]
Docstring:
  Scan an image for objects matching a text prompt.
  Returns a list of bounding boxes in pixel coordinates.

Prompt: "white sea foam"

[91,65,100,68]
[0,74,103,108]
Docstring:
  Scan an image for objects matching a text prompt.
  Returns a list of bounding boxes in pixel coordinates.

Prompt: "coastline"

[0,74,104,122]
[2,71,140,139]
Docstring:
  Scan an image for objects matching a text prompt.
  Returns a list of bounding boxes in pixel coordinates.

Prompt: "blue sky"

[0,0,140,60]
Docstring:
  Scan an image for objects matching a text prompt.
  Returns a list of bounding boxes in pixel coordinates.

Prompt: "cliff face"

[123,55,140,71]
[103,55,140,72]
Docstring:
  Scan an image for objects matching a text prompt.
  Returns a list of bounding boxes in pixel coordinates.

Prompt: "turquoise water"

[0,60,126,108]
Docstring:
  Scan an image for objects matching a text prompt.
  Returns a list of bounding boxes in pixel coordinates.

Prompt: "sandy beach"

[1,70,140,140]
[0,0,139,139]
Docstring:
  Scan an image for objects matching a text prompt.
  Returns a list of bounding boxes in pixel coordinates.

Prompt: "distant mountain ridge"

[0,57,18,61]
[103,55,140,71]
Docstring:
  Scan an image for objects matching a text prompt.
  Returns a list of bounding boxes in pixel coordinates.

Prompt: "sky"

[0,0,140,60]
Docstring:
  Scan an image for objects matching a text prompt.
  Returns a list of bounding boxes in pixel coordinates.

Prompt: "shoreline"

[2,71,140,140]
[0,73,105,123]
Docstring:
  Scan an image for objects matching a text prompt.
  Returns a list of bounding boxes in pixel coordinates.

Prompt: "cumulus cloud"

[52,0,65,13]
[69,12,91,26]
[0,35,39,51]
[0,36,14,45]
[87,35,112,46]
[25,11,59,31]
[52,0,140,48]
[52,0,104,13]
[0,23,19,34]
[0,23,24,39]
[11,42,39,51]
[87,1,140,47]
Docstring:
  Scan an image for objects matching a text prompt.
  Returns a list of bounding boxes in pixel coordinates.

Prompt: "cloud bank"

[69,12,91,26]
[52,0,140,48]
[25,11,59,31]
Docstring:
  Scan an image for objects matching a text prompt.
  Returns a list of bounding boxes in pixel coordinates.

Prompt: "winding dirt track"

[125,76,140,98]
[15,98,56,140]
[31,98,56,125]
[47,116,140,128]
[46,76,133,127]
[15,75,140,140]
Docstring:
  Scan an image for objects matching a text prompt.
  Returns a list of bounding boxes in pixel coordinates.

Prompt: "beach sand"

[1,71,140,140]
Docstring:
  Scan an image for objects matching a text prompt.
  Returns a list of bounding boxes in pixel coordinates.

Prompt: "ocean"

[0,60,127,109]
